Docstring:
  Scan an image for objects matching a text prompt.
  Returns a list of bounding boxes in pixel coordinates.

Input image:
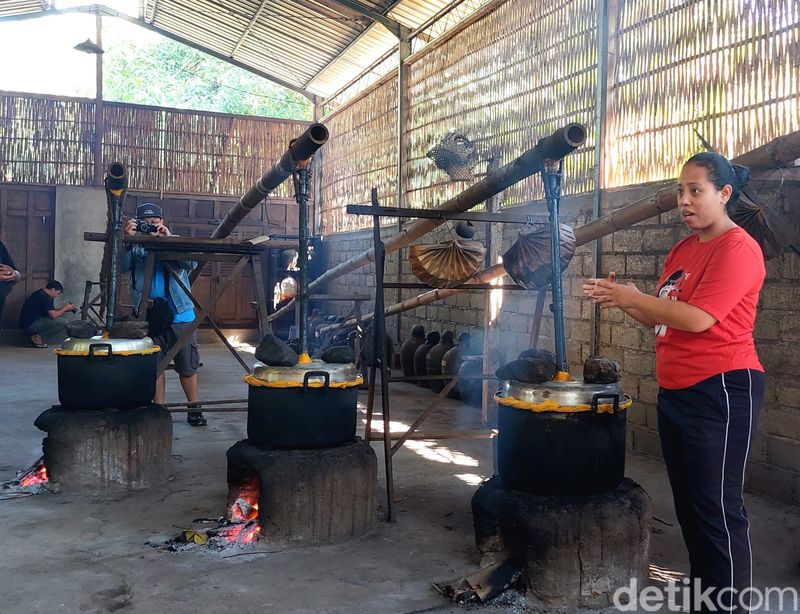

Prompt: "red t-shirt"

[654,227,765,389]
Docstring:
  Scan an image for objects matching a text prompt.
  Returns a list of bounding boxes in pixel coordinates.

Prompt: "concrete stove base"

[226,438,377,547]
[34,404,173,493]
[472,476,652,610]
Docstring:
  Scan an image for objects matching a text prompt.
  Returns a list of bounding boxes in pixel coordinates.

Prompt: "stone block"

[472,477,652,610]
[613,229,644,253]
[760,284,800,310]
[226,438,377,546]
[625,254,657,277]
[569,320,591,342]
[760,408,800,439]
[629,425,663,458]
[600,255,626,276]
[641,227,676,251]
[763,434,800,471]
[638,377,659,405]
[779,312,800,342]
[34,404,172,493]
[745,461,797,505]
[623,350,654,376]
[611,324,641,350]
[776,383,800,408]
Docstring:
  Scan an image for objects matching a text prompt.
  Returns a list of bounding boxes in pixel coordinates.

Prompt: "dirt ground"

[0,341,797,613]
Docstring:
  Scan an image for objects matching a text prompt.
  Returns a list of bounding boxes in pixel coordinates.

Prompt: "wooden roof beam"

[325,0,410,38]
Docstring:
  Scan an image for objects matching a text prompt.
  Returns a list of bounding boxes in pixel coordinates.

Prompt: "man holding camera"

[18,280,75,348]
[122,203,205,426]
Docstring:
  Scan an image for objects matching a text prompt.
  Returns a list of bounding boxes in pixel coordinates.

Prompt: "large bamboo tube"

[317,128,800,334]
[267,123,587,322]
[212,123,329,239]
[189,123,329,284]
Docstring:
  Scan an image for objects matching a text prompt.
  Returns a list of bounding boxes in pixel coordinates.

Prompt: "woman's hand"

[582,272,642,309]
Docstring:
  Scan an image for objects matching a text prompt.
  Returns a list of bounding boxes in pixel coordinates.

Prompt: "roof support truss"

[325,0,410,38]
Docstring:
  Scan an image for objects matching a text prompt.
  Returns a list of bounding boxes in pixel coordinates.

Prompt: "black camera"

[135,219,158,234]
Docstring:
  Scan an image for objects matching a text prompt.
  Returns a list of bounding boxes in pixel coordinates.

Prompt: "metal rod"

[371,187,395,522]
[162,398,247,408]
[163,262,251,373]
[294,165,311,356]
[103,162,127,332]
[542,159,568,373]
[345,205,548,224]
[267,123,587,323]
[390,378,458,455]
[381,282,524,290]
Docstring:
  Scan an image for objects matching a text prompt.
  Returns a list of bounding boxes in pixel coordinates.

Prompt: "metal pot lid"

[499,378,623,407]
[55,336,159,356]
[249,359,360,387]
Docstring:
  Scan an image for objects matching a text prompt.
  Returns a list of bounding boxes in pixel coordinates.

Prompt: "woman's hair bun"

[732,163,751,189]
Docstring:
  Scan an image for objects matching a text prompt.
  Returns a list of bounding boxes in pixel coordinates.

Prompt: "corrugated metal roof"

[0,1,46,17]
[0,0,490,99]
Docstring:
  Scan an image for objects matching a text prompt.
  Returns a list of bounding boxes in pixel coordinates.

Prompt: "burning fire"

[216,476,261,545]
[19,463,48,487]
[214,520,261,545]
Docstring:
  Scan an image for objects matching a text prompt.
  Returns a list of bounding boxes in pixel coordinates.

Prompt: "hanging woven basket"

[503,224,576,289]
[409,240,487,288]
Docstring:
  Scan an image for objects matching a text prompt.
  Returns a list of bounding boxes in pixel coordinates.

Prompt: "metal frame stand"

[358,188,532,521]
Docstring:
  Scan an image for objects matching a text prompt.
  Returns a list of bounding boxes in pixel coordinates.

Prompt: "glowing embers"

[220,472,261,545]
[1,456,53,495]
[169,472,262,550]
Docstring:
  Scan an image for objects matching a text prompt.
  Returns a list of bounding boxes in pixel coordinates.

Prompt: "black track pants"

[657,369,765,614]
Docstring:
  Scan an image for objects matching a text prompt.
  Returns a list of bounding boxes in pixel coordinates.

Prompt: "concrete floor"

[0,339,798,613]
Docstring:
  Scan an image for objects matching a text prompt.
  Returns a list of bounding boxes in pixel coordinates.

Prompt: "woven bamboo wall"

[605,0,800,186]
[0,92,310,197]
[320,0,599,233]
[0,94,96,185]
[318,78,399,234]
[405,0,598,212]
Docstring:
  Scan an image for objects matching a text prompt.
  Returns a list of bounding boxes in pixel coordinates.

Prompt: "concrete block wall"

[319,182,800,504]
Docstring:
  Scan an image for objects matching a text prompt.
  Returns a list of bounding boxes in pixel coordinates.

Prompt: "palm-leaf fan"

[728,194,796,260]
[409,240,487,288]
[503,224,576,289]
[693,128,796,260]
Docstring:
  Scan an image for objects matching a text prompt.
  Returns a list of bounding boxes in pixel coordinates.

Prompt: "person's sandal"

[187,407,207,427]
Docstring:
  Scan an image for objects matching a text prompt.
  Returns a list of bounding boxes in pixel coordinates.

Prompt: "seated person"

[19,280,75,347]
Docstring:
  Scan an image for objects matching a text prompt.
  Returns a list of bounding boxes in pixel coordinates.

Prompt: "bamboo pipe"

[267,123,588,322]
[316,127,800,334]
[212,123,329,239]
[189,123,329,284]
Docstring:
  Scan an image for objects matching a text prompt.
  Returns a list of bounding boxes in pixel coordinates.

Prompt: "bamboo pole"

[267,123,588,323]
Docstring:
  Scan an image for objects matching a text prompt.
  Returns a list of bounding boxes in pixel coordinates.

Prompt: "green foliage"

[103,37,312,120]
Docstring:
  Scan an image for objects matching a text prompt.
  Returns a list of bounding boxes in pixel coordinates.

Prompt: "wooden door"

[0,184,55,330]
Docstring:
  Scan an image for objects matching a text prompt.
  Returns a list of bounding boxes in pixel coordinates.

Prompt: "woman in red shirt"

[584,152,765,614]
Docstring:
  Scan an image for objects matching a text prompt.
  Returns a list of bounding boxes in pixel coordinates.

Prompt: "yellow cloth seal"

[244,373,363,389]
[54,346,161,357]
[494,393,633,414]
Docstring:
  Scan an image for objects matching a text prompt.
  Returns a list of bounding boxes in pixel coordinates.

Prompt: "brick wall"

[319,182,800,504]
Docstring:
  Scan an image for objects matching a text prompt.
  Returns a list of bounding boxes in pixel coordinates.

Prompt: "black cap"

[136,203,163,219]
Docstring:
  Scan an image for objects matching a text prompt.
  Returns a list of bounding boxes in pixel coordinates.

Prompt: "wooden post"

[93,14,104,187]
[481,156,502,425]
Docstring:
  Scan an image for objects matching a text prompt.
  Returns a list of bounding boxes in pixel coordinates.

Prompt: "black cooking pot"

[55,338,158,410]
[496,379,629,495]
[246,363,360,448]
